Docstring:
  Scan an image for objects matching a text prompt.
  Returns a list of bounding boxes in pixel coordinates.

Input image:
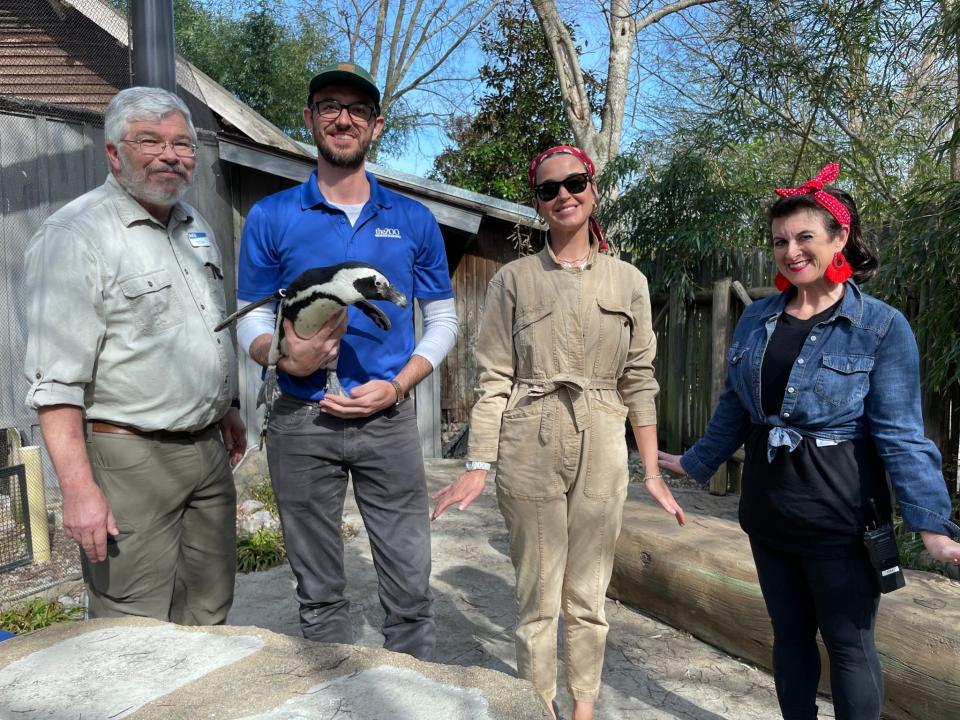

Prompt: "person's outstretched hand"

[657,451,685,476]
[431,469,486,520]
[920,531,960,565]
[644,475,686,526]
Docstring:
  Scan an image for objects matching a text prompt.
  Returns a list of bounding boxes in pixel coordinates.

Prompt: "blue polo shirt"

[237,170,453,400]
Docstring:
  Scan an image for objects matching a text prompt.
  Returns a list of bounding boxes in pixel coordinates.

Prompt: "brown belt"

[89,421,208,439]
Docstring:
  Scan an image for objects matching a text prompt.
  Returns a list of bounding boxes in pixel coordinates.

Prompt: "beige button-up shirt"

[467,243,659,463]
[23,174,237,432]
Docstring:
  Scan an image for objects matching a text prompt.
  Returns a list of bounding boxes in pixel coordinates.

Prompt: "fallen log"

[608,496,960,720]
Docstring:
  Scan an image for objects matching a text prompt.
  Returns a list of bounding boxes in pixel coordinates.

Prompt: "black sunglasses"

[533,172,592,201]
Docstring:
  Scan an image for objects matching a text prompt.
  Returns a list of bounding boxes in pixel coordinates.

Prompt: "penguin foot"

[325,369,348,397]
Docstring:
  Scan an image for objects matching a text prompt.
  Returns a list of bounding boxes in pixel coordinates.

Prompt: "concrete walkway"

[229,459,834,720]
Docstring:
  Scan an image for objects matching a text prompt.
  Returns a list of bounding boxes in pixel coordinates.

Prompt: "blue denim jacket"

[682,281,960,538]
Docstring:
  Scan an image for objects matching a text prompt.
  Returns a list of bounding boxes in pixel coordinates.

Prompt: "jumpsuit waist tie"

[515,375,619,445]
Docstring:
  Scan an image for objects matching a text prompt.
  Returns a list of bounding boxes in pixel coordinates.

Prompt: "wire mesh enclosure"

[0,463,32,574]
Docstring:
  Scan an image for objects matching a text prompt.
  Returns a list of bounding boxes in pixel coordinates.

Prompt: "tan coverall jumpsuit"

[467,242,658,704]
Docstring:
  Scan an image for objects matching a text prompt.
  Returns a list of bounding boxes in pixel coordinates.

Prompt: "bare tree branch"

[532,0,721,173]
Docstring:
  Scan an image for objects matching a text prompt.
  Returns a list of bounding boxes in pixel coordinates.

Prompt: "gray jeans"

[266,393,435,660]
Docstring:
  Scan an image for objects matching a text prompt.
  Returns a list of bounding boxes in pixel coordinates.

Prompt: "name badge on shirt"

[187,231,211,247]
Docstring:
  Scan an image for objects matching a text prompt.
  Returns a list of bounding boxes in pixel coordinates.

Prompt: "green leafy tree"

[430,2,595,202]
[107,0,334,141]
[598,138,783,297]
[174,0,334,141]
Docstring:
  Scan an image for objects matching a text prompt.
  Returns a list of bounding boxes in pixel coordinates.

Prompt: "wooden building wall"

[442,221,540,425]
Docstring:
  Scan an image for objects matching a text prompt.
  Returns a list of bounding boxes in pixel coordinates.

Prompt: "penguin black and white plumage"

[216,261,408,401]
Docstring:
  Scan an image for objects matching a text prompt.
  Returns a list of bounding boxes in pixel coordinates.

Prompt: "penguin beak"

[382,285,408,307]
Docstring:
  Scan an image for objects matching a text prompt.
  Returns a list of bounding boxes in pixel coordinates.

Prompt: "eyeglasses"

[310,99,378,124]
[121,138,197,158]
[533,172,591,201]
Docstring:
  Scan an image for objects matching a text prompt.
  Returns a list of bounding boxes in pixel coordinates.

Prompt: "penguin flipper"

[214,292,282,332]
[354,299,392,331]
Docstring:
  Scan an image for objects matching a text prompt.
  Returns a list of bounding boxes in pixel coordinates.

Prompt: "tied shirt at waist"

[765,423,867,462]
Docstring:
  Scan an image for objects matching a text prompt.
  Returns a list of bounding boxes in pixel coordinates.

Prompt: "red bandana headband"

[774,162,851,228]
[528,145,609,252]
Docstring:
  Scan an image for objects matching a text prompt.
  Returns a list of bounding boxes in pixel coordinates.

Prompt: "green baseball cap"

[308,62,381,108]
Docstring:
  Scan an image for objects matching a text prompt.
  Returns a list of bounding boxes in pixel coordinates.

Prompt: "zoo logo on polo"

[375,227,401,239]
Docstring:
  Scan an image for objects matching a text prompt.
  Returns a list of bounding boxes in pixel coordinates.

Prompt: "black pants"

[750,539,883,720]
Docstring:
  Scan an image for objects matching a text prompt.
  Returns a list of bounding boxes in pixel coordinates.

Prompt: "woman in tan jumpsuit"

[433,146,686,720]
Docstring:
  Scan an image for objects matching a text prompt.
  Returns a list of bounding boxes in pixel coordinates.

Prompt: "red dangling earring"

[774,272,791,292]
[824,252,852,284]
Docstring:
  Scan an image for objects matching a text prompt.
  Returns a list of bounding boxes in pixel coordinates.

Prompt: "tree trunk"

[531,0,719,175]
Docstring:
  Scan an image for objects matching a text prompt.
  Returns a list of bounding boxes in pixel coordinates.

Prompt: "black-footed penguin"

[215,262,408,437]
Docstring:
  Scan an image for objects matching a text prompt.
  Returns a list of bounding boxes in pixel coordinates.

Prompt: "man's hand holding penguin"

[276,310,347,377]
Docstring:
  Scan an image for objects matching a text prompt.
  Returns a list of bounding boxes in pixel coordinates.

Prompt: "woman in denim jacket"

[660,164,960,720]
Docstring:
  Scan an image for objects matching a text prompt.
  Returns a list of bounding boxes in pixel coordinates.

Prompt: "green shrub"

[0,598,84,634]
[236,527,286,573]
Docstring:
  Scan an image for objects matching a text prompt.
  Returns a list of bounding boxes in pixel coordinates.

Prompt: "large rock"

[0,617,549,719]
[608,487,960,720]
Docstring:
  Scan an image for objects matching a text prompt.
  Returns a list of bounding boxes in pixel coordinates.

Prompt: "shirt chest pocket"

[119,268,185,336]
[202,261,228,320]
[513,304,554,376]
[814,353,874,407]
[594,297,633,375]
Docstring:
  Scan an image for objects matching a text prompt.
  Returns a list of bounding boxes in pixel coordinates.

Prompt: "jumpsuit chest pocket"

[513,304,554,375]
[118,268,184,335]
[594,298,632,375]
[814,353,874,407]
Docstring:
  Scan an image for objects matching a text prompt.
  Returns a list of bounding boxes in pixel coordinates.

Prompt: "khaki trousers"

[496,393,629,704]
[82,425,236,623]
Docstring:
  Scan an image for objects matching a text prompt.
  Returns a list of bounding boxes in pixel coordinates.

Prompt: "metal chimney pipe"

[130,0,178,91]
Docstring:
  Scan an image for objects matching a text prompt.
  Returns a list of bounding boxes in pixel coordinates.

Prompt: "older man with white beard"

[22,86,245,623]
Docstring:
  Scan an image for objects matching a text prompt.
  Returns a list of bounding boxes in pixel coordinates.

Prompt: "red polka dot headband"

[528,145,609,252]
[774,162,851,228]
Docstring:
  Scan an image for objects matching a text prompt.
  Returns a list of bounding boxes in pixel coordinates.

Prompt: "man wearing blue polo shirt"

[235,63,457,660]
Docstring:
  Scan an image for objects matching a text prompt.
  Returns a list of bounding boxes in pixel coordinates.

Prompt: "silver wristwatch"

[465,461,491,472]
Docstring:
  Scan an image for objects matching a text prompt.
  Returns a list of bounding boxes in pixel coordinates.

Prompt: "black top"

[742,299,892,557]
[760,300,839,416]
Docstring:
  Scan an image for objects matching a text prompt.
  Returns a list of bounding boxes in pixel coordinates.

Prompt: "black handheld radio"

[863,499,906,594]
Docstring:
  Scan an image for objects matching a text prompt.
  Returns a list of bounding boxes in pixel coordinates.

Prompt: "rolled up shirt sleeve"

[23,222,106,409]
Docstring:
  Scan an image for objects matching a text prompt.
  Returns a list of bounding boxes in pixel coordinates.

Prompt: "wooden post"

[709,278,732,495]
[665,287,686,453]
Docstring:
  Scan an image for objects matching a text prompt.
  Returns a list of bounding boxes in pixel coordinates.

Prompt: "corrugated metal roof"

[0,3,126,112]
